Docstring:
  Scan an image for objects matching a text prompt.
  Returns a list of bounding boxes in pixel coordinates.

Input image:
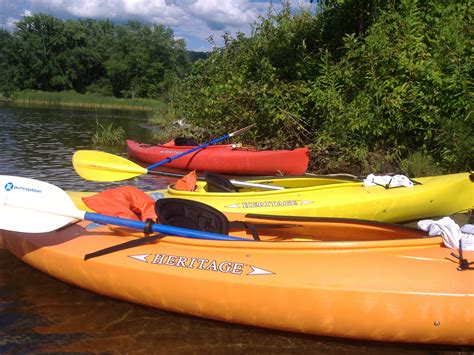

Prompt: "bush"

[399,152,444,177]
[173,0,473,173]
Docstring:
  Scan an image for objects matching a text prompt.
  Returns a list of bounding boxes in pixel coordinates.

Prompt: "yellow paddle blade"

[73,150,148,182]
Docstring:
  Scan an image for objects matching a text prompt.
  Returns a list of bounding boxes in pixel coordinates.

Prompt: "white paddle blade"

[0,176,82,233]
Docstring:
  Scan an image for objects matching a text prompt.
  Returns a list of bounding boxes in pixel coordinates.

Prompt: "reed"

[12,90,160,111]
[91,119,126,146]
[0,95,13,102]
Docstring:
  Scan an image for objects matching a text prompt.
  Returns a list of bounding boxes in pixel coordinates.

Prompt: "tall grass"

[91,119,126,146]
[12,90,161,111]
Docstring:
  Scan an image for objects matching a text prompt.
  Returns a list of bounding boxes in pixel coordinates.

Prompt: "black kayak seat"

[204,171,237,192]
[155,198,229,234]
[174,137,199,146]
[155,198,260,240]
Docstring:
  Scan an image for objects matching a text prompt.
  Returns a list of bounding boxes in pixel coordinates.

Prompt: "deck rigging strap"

[84,233,165,261]
[451,240,474,271]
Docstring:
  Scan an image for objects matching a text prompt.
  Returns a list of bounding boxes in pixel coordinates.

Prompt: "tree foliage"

[0,14,190,98]
[175,0,473,173]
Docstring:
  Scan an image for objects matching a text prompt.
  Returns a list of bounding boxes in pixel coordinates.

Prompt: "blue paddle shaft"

[84,212,246,241]
[146,134,230,171]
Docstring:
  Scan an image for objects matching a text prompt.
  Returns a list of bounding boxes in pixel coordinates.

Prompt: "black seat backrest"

[174,137,199,146]
[155,198,229,234]
[204,171,237,192]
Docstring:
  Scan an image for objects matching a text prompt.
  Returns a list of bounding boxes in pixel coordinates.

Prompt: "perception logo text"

[4,182,42,193]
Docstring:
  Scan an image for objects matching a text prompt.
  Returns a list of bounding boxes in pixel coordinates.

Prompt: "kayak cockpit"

[156,198,432,244]
[229,215,430,242]
[170,172,358,195]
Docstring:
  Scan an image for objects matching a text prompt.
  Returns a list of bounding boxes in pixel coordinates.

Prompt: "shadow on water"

[0,104,473,353]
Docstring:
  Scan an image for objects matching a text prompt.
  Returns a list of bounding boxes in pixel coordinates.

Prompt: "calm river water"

[0,103,470,353]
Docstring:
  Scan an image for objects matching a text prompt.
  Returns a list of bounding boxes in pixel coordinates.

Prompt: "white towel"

[418,217,474,250]
[461,224,474,234]
[460,224,474,250]
[363,174,414,188]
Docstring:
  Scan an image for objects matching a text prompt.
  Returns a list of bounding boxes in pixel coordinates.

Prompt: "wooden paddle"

[72,150,284,190]
[0,175,248,241]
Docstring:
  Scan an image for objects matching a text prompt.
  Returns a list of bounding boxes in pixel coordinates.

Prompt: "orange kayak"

[126,139,310,175]
[1,213,472,345]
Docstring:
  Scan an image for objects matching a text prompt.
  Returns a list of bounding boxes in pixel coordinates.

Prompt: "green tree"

[0,28,16,95]
[1,14,190,98]
[11,14,69,90]
[105,21,190,98]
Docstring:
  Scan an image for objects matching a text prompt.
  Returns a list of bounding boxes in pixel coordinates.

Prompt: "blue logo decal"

[3,182,41,193]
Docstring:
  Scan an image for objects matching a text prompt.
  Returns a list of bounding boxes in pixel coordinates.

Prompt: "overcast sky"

[0,0,314,51]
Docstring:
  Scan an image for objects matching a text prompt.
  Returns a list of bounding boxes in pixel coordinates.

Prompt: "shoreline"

[10,99,153,111]
[5,90,161,111]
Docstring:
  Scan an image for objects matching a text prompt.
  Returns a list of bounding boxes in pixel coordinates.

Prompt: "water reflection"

[2,251,467,353]
[0,103,161,191]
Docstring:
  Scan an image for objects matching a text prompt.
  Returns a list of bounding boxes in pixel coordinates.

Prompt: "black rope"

[229,221,260,240]
[84,233,165,261]
[450,240,474,271]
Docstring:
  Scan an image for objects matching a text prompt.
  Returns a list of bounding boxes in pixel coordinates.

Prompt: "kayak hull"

[1,216,473,345]
[159,172,474,223]
[126,140,310,175]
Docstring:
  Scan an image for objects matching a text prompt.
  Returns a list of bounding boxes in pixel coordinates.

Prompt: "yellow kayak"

[70,150,473,223]
[78,172,470,224]
[70,173,473,223]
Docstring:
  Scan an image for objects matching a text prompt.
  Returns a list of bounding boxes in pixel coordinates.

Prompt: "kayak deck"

[164,172,474,222]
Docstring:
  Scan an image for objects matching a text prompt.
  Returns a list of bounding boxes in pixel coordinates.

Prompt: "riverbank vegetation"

[173,0,472,175]
[0,1,471,174]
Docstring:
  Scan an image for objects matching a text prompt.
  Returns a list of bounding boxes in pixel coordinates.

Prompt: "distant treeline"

[174,0,473,174]
[0,14,203,98]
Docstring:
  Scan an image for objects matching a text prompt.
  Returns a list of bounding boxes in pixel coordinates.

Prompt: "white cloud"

[0,0,312,50]
[66,0,119,18]
[189,0,259,29]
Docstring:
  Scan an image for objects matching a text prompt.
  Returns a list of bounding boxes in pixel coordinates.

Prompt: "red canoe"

[126,140,310,175]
